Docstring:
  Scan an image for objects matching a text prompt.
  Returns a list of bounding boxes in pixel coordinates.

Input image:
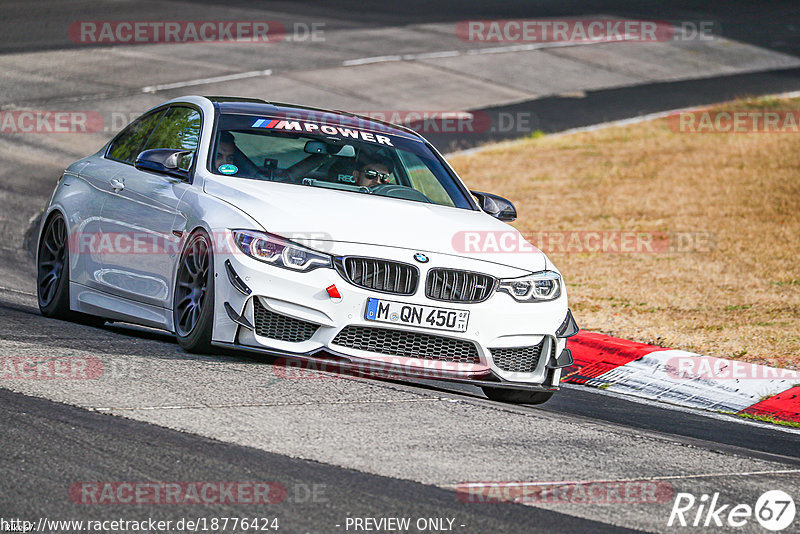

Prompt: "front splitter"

[211,341,559,393]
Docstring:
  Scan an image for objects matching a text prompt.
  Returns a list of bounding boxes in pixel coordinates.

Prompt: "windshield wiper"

[301,178,370,193]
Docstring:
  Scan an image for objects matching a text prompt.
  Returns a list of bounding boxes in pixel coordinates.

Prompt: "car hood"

[204,176,547,273]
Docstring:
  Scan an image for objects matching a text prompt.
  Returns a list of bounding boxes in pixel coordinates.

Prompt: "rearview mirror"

[304,140,355,157]
[134,149,192,180]
[471,191,517,222]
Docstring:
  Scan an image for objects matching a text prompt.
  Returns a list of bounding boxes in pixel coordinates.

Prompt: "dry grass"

[449,97,800,369]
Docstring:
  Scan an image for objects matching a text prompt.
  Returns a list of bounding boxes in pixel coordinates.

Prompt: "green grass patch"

[736,412,800,428]
[525,130,546,139]
[771,280,800,287]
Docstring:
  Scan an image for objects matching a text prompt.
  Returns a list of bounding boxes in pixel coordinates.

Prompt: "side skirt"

[70,282,174,332]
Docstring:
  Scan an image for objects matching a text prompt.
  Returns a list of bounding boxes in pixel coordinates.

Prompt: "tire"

[37,213,105,326]
[482,387,554,405]
[37,213,71,318]
[173,230,215,353]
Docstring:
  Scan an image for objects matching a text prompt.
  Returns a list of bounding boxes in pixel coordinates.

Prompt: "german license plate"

[365,298,469,333]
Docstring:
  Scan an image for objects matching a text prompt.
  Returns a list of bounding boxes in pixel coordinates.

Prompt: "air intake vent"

[253,298,318,342]
[425,268,495,303]
[339,257,418,295]
[332,326,480,364]
[489,341,546,373]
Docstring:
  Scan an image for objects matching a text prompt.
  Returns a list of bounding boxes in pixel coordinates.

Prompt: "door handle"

[110,178,125,192]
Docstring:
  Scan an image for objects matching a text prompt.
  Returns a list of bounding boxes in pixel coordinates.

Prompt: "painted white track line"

[141,69,272,94]
[449,468,800,488]
[0,285,35,298]
[342,35,649,67]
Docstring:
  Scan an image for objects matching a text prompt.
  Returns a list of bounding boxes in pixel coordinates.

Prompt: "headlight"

[231,230,332,272]
[497,271,561,302]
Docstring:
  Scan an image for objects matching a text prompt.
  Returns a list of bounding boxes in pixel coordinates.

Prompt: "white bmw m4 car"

[37,96,578,404]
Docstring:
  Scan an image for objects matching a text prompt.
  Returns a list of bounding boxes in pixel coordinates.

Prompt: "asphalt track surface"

[426,66,800,151]
[1,387,629,534]
[1,2,799,533]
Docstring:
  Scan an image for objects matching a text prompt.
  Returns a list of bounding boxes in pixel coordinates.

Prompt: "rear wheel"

[37,213,70,318]
[174,230,214,353]
[482,387,554,405]
[37,213,104,326]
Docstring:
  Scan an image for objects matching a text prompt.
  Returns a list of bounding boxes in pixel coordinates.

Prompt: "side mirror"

[135,149,192,180]
[471,191,517,221]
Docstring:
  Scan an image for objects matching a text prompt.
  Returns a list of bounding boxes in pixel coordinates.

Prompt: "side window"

[107,109,166,164]
[397,150,455,207]
[142,107,202,170]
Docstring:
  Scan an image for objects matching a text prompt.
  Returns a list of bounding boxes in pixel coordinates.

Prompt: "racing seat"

[326,158,358,185]
[230,149,262,178]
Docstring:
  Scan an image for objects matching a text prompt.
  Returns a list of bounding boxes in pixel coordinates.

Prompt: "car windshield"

[209,112,474,209]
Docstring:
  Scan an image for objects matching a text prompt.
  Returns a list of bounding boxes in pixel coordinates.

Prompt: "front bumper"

[213,244,573,388]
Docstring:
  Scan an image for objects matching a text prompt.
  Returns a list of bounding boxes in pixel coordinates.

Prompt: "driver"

[215,131,237,168]
[353,153,394,188]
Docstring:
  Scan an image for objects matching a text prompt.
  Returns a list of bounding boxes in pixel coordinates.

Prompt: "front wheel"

[173,231,215,353]
[482,387,554,405]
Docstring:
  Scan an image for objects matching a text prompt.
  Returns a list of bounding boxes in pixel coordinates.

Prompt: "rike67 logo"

[668,490,795,531]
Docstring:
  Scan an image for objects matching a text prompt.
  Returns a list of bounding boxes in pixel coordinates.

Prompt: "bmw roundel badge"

[414,253,429,263]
